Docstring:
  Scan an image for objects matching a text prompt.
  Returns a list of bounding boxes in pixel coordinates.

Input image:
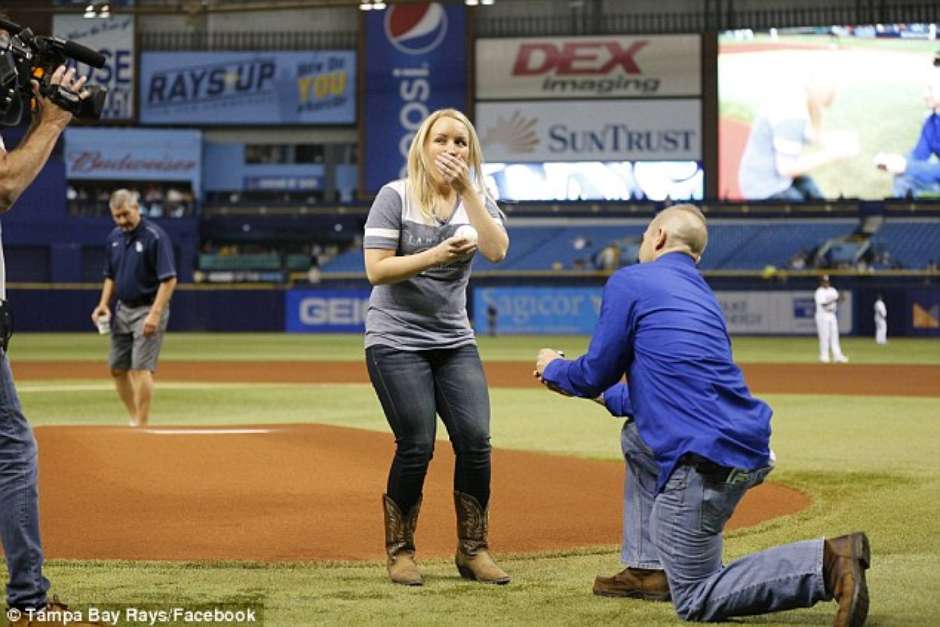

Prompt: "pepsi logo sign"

[384,3,448,56]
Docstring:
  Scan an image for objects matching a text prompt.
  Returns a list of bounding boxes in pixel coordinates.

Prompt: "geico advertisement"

[476,34,700,99]
[286,289,370,333]
[476,100,701,162]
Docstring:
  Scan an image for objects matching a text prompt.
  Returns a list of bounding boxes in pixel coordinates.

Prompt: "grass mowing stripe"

[17,382,368,393]
[11,333,940,365]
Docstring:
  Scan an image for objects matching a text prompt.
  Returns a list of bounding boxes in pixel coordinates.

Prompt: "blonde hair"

[109,188,140,211]
[405,108,489,222]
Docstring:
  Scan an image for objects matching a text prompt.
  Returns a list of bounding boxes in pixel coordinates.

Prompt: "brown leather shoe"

[824,532,871,627]
[593,567,671,601]
[382,494,423,586]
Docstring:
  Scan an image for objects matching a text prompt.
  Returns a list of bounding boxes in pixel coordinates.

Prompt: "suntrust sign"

[476,35,700,99]
[477,100,701,162]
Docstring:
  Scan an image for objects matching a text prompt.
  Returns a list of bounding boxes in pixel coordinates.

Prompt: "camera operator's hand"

[33,66,87,129]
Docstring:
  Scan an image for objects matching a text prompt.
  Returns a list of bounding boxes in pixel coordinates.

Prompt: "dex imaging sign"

[476,35,700,99]
[286,289,370,333]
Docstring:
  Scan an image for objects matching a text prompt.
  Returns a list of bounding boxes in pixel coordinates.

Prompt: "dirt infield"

[34,424,809,562]
[14,360,940,397]
[21,357,931,562]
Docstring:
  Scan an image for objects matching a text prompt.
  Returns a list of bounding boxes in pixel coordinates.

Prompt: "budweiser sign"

[68,150,197,174]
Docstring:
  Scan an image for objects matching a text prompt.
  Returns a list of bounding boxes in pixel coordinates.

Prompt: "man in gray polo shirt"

[91,189,177,427]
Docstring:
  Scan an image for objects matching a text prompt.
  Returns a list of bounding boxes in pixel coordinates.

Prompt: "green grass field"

[8,333,940,626]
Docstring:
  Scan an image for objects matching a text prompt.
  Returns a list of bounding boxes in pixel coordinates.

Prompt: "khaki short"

[108,302,170,371]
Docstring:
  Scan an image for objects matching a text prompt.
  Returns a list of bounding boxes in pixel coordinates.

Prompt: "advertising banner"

[473,287,603,335]
[243,175,322,191]
[64,128,202,194]
[718,291,853,335]
[474,287,852,336]
[476,100,701,163]
[285,288,371,333]
[53,14,135,120]
[361,2,467,194]
[476,34,701,99]
[139,51,355,125]
[909,287,940,336]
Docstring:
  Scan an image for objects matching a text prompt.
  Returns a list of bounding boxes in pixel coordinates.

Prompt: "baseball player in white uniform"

[874,295,887,345]
[814,275,849,363]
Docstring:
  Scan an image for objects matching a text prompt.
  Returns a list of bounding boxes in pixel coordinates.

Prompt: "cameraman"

[0,20,100,626]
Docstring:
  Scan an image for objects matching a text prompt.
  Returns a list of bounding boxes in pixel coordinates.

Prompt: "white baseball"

[454,224,478,245]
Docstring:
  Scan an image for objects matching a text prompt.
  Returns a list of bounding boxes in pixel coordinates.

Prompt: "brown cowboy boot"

[453,490,511,585]
[382,494,423,586]
[593,567,671,601]
[823,532,871,627]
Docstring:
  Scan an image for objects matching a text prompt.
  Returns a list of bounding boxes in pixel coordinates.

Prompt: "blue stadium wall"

[11,276,935,336]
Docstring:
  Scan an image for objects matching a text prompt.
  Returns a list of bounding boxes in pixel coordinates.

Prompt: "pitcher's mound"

[35,424,809,561]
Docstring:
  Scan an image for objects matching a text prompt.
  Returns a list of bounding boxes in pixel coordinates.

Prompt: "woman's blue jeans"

[365,343,492,514]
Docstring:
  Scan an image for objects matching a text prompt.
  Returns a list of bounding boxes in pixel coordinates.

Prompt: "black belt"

[680,453,752,485]
[120,298,154,308]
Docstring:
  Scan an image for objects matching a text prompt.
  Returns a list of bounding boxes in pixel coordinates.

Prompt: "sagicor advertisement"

[52,14,135,120]
[476,34,701,99]
[476,100,701,163]
[139,51,355,125]
[474,287,852,335]
[361,2,467,194]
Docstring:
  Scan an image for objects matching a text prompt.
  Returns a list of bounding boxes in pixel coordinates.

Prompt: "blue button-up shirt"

[906,112,940,187]
[542,252,772,492]
[104,217,177,306]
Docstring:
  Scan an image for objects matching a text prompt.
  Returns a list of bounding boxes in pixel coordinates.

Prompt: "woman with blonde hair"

[363,108,510,586]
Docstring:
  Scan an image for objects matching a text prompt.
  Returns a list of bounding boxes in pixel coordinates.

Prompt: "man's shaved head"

[640,204,708,263]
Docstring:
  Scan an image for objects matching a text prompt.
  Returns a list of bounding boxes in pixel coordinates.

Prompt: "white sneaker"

[820,356,831,364]
[835,355,849,363]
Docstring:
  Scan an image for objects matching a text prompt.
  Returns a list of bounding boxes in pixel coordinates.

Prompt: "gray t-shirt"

[737,95,811,199]
[363,179,504,350]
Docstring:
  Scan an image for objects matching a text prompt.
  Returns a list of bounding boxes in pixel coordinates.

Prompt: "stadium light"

[358,1,373,10]
[83,1,111,18]
[372,0,387,9]
[481,0,495,4]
